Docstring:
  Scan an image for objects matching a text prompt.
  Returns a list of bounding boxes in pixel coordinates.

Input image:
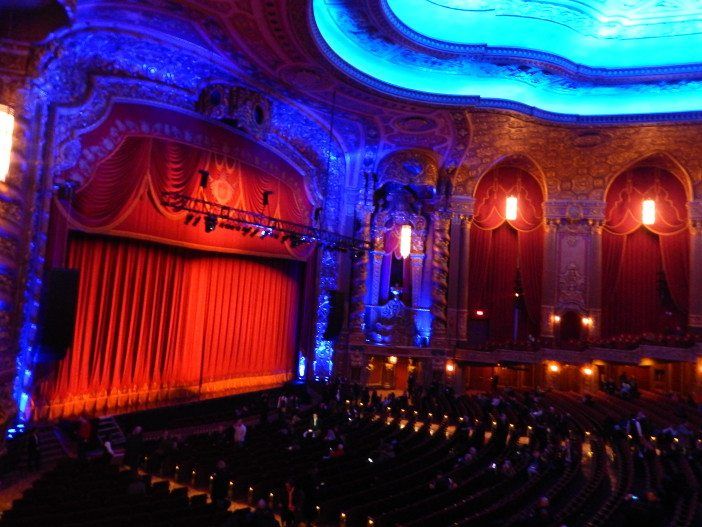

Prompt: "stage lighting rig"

[162,191,370,253]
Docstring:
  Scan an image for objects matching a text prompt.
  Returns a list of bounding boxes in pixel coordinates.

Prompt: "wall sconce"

[387,355,398,365]
[445,361,455,373]
[581,316,593,327]
[548,363,560,373]
[552,314,561,324]
[505,196,518,221]
[642,199,656,225]
[0,104,14,183]
[400,224,412,259]
[475,309,485,317]
[581,366,593,376]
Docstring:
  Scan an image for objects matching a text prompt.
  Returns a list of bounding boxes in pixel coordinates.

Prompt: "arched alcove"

[469,164,544,341]
[602,162,690,337]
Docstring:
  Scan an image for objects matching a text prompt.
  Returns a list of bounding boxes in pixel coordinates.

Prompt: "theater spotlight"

[198,169,210,188]
[262,190,274,206]
[204,214,217,233]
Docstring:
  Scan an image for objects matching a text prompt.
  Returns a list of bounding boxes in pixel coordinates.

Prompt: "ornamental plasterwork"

[543,200,606,222]
[377,149,439,187]
[558,262,586,309]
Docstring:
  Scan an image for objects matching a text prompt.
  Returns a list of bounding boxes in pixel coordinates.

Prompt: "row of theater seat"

[4,386,701,526]
[0,461,229,527]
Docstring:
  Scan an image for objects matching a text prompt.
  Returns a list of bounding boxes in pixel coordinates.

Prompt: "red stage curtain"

[35,234,302,419]
[602,166,689,336]
[468,167,544,340]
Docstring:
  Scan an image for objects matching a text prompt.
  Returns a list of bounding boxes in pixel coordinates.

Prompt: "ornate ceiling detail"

[312,0,702,121]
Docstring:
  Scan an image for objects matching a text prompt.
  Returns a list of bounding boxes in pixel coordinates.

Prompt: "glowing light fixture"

[445,361,455,373]
[388,355,398,365]
[581,316,593,327]
[642,199,656,225]
[548,363,560,373]
[582,366,594,376]
[505,196,518,221]
[552,314,561,323]
[476,309,485,317]
[0,105,14,183]
[400,224,412,259]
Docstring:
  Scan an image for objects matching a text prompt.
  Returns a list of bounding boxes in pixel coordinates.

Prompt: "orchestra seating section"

[3,383,701,527]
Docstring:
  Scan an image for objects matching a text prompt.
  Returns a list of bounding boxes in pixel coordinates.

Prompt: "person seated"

[244,498,280,527]
[328,443,345,459]
[429,472,457,492]
[126,469,146,496]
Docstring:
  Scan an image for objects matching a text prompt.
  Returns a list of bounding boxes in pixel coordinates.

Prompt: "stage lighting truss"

[161,191,371,253]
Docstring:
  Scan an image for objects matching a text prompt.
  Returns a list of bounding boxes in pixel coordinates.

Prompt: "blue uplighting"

[312,0,702,117]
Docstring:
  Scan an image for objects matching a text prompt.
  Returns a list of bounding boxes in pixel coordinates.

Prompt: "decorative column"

[446,214,462,344]
[456,217,472,342]
[0,45,33,432]
[430,211,451,348]
[449,196,474,343]
[688,201,702,332]
[410,225,427,343]
[540,214,561,338]
[348,202,374,343]
[586,220,604,339]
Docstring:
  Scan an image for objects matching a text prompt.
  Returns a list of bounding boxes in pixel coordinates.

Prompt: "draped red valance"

[62,136,314,259]
[473,166,544,232]
[604,166,688,236]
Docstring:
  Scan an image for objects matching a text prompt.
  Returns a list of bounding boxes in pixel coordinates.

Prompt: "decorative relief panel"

[197,84,271,137]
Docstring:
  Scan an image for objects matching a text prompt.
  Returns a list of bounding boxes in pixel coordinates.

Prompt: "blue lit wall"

[312,0,702,118]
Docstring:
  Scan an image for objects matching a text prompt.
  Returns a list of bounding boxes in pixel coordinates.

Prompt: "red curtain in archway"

[468,167,544,340]
[35,233,303,420]
[602,166,689,336]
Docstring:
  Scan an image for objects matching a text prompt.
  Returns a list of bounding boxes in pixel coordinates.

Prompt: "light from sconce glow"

[476,309,485,317]
[400,224,412,259]
[388,355,398,365]
[581,316,593,327]
[445,362,455,373]
[0,105,14,183]
[552,314,561,323]
[582,366,593,376]
[548,363,560,373]
[505,196,518,221]
[642,199,656,225]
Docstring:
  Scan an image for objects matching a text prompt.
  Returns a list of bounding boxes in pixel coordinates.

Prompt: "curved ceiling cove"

[387,0,702,69]
[311,0,702,121]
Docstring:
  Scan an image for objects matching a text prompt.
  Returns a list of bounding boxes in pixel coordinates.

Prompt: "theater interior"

[1,0,702,526]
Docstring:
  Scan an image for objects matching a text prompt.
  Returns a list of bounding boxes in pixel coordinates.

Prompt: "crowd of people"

[11,378,701,527]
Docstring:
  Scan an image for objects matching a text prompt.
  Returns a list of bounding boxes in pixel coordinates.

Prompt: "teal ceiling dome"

[312,0,702,122]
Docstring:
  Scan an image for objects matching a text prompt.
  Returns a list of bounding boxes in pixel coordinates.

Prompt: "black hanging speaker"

[38,268,80,361]
[323,290,345,340]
